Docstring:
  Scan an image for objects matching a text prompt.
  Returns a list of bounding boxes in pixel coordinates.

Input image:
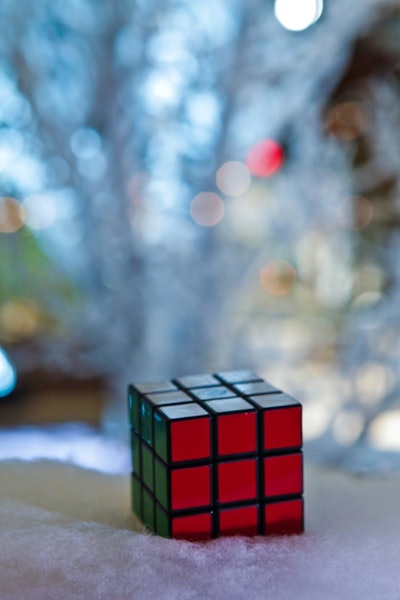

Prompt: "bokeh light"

[0,299,42,341]
[337,195,374,231]
[216,161,251,197]
[70,127,102,160]
[326,101,368,142]
[23,194,58,230]
[368,410,400,451]
[190,192,225,227]
[354,363,395,407]
[333,409,365,446]
[0,347,17,397]
[260,259,297,296]
[246,139,284,178]
[303,399,333,440]
[274,0,323,32]
[0,197,25,233]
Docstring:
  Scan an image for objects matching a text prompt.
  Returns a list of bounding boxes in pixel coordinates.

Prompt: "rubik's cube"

[128,369,303,540]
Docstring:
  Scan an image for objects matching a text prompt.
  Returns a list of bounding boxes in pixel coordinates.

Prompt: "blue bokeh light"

[0,348,17,397]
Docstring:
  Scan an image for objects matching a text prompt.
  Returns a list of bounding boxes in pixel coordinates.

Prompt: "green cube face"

[128,385,141,432]
[141,399,153,446]
[142,487,155,532]
[131,474,142,519]
[142,444,154,492]
[154,412,168,463]
[154,459,169,509]
[131,432,141,478]
[155,504,170,538]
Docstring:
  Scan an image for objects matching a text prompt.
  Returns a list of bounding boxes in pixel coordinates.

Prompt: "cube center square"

[128,369,304,539]
[189,385,236,402]
[174,373,220,389]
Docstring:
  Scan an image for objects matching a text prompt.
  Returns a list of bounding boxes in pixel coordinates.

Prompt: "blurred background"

[1,0,400,473]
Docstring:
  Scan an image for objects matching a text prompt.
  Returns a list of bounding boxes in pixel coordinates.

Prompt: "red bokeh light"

[246,139,284,177]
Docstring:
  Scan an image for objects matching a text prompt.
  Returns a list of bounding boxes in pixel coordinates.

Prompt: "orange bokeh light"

[0,197,25,233]
[260,260,296,296]
[246,140,284,178]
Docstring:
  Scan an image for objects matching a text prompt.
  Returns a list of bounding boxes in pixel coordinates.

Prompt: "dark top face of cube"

[204,397,255,414]
[249,392,300,410]
[234,381,280,396]
[190,386,236,401]
[146,390,192,407]
[134,381,177,394]
[158,402,209,421]
[216,370,262,384]
[175,374,219,389]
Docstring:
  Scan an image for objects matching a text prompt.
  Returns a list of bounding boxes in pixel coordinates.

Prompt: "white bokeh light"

[274,0,323,32]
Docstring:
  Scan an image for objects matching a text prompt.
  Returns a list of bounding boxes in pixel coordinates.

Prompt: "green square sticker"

[154,459,169,510]
[142,488,155,532]
[155,504,170,538]
[128,386,141,432]
[154,412,168,463]
[131,433,141,477]
[142,444,154,492]
[141,397,154,446]
[131,476,142,519]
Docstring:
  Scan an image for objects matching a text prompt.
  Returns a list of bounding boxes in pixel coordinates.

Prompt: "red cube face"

[264,406,302,451]
[264,453,303,498]
[265,498,303,535]
[171,465,211,511]
[219,505,259,536]
[170,417,211,462]
[172,512,212,541]
[217,412,257,456]
[218,458,258,504]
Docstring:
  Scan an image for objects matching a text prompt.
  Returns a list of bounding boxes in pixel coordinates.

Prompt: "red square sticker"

[219,505,259,536]
[171,465,211,510]
[172,512,212,541]
[264,453,303,498]
[265,498,303,535]
[218,459,258,504]
[218,412,257,456]
[171,417,211,462]
[264,406,302,451]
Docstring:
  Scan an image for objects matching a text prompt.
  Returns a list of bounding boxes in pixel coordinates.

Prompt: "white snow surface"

[0,460,399,600]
